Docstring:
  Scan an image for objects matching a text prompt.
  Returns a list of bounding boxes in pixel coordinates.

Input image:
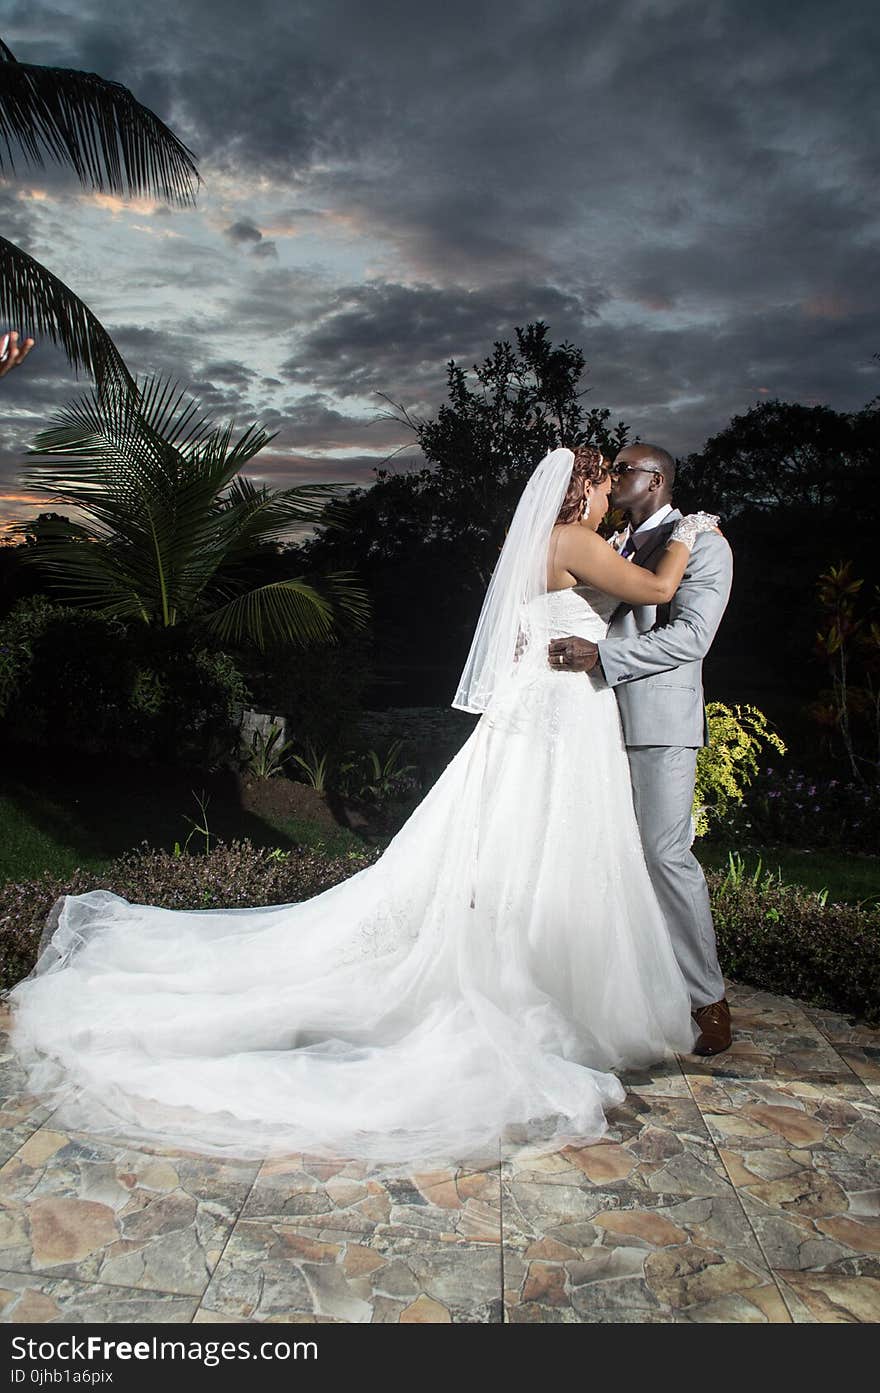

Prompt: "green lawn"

[0,794,114,882]
[0,751,364,884]
[695,842,880,907]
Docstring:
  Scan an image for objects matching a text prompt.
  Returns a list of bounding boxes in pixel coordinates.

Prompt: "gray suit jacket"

[596,509,733,748]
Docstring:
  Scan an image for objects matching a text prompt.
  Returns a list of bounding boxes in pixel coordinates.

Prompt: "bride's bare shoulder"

[550,527,610,592]
[554,524,604,558]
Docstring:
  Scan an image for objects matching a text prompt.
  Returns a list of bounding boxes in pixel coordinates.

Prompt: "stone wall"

[235,706,289,756]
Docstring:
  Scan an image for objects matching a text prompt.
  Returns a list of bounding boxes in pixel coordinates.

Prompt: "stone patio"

[1,981,878,1324]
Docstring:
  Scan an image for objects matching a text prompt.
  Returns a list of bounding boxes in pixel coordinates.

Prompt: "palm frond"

[0,235,134,390]
[13,374,367,647]
[322,570,371,628]
[24,379,234,544]
[189,423,277,484]
[25,376,239,496]
[18,380,240,621]
[26,376,162,472]
[11,535,152,620]
[217,478,354,553]
[0,39,199,205]
[127,376,212,452]
[201,578,336,651]
[226,477,349,513]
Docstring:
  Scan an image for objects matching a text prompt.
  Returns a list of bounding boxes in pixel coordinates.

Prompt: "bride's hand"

[670,512,723,551]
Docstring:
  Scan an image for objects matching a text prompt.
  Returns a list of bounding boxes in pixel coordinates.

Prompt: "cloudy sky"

[0,0,878,536]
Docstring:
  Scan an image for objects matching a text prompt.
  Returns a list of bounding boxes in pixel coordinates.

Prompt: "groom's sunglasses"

[611,465,661,479]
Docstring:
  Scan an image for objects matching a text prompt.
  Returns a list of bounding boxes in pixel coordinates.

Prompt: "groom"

[549,444,734,1055]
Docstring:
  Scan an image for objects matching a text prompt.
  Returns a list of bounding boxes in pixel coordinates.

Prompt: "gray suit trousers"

[626,745,725,1009]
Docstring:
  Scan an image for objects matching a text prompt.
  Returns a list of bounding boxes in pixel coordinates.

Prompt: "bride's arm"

[555,526,690,605]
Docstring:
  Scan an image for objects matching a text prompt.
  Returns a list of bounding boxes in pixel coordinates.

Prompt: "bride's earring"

[582,490,591,522]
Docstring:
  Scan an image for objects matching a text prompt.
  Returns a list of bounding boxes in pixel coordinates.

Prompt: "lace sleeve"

[670,512,720,552]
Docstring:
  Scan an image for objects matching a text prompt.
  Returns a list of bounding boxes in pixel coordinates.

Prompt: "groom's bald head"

[619,443,676,490]
[610,442,676,523]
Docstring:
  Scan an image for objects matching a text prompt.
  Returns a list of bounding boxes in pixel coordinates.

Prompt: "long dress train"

[8,584,697,1168]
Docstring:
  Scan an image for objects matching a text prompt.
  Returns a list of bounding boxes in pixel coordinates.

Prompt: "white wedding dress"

[9,581,697,1169]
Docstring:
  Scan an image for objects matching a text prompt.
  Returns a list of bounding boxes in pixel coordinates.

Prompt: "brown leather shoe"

[691,998,732,1056]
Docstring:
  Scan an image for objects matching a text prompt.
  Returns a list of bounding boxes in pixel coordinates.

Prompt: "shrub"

[1,838,876,1024]
[693,703,787,837]
[0,597,250,770]
[335,741,419,805]
[0,838,379,992]
[127,627,250,769]
[712,766,880,853]
[811,560,880,781]
[240,724,295,780]
[0,597,136,752]
[355,707,477,786]
[241,632,373,756]
[708,861,880,1023]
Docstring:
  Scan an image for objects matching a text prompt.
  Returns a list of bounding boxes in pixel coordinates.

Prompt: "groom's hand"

[548,637,600,672]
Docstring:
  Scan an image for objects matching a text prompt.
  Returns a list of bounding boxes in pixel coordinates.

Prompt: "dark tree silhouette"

[676,398,880,758]
[299,323,628,703]
[677,399,879,526]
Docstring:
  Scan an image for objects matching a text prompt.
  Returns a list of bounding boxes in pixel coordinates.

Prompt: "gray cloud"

[0,185,39,253]
[280,279,595,401]
[201,359,258,386]
[0,0,877,528]
[224,219,263,245]
[222,220,277,259]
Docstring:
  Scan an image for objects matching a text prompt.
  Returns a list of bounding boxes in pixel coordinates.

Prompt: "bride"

[8,446,718,1170]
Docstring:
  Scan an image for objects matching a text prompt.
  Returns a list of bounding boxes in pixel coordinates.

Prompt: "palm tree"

[0,36,199,389]
[11,376,369,651]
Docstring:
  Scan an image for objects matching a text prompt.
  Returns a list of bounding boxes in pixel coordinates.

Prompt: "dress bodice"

[523,584,618,644]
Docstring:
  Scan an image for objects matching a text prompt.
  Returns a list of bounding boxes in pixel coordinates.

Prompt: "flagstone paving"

[1,982,878,1324]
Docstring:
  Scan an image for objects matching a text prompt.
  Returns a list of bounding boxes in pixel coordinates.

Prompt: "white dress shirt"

[614,502,675,557]
[631,502,674,548]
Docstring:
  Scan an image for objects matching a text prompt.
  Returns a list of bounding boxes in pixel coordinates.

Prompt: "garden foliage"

[713,766,879,854]
[242,631,373,757]
[810,561,880,779]
[708,861,879,1023]
[0,839,377,994]
[0,596,249,768]
[1,839,876,1021]
[693,702,787,837]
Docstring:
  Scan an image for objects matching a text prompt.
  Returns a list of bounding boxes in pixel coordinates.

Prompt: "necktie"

[620,532,636,559]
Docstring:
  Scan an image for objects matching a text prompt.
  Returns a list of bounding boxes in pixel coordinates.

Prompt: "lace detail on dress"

[341,893,422,964]
[524,585,616,639]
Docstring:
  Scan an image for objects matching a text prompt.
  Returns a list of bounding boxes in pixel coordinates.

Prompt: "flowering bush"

[712,766,880,852]
[693,703,787,837]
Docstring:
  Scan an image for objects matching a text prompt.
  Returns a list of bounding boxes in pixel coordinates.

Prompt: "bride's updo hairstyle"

[554,445,609,524]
